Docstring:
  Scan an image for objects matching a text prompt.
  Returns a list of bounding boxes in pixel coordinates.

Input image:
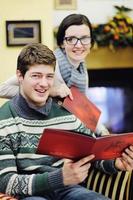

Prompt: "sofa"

[86,167,133,200]
[0,193,17,200]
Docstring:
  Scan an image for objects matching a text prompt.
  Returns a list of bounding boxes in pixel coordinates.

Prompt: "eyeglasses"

[64,36,91,45]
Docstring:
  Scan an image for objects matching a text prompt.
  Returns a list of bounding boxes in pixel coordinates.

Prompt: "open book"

[62,86,101,132]
[37,128,133,161]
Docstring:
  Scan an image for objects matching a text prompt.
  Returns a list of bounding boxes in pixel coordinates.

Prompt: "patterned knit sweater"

[0,94,119,198]
[0,94,94,198]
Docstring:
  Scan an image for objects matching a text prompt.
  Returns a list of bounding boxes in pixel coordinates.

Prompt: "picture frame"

[6,20,41,46]
[54,0,76,10]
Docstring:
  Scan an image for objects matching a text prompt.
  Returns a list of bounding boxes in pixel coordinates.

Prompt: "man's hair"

[56,14,94,47]
[17,43,56,76]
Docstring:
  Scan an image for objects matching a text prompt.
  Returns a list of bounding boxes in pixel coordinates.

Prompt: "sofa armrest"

[0,193,17,200]
[86,167,133,200]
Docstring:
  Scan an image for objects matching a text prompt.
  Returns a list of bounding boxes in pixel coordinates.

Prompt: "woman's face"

[63,24,91,65]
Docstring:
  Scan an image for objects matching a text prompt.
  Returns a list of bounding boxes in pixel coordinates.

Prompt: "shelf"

[86,47,133,69]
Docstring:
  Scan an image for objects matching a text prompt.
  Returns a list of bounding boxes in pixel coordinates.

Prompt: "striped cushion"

[86,168,133,200]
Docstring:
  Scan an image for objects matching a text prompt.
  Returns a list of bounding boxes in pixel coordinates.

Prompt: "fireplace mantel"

[86,47,133,69]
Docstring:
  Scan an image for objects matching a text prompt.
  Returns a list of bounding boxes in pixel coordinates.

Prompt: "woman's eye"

[68,38,73,42]
[69,37,76,42]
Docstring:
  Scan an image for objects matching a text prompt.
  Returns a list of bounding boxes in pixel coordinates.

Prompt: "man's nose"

[39,77,48,86]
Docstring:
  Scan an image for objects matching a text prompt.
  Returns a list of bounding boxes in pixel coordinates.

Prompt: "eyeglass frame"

[64,36,91,46]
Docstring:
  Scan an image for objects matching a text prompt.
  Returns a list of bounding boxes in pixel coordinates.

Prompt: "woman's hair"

[17,43,56,76]
[56,14,94,47]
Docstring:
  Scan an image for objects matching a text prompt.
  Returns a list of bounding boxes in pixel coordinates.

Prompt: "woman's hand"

[50,83,73,100]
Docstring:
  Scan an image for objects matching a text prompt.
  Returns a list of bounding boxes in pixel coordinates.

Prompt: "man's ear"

[16,70,24,83]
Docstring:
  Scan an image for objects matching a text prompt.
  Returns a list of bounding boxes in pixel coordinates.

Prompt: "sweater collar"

[11,93,53,119]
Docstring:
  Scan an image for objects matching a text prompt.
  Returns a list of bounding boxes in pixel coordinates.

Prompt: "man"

[0,43,133,200]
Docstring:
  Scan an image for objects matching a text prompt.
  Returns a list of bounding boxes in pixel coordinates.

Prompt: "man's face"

[17,64,55,107]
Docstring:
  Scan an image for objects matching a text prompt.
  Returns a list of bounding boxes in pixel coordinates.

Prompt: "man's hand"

[115,145,133,171]
[62,155,95,186]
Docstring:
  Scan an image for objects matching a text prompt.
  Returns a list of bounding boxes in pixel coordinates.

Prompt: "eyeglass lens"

[65,36,91,45]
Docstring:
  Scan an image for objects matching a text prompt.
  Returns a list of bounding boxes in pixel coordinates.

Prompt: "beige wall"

[0,0,54,105]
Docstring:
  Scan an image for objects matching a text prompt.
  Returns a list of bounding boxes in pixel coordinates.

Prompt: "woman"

[52,13,94,97]
[0,14,108,134]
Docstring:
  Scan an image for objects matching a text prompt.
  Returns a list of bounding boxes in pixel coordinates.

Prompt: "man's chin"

[34,101,46,107]
[32,96,48,107]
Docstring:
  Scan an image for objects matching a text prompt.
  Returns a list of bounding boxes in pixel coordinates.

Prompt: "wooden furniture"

[86,47,133,69]
[86,167,133,200]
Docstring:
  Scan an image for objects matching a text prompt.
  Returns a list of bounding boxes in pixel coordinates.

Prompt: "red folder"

[62,86,101,132]
[37,128,133,161]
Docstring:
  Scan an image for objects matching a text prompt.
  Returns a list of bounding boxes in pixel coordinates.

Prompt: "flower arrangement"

[92,6,133,50]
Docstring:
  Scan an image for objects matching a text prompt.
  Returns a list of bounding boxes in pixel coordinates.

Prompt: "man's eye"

[47,75,54,79]
[31,74,40,79]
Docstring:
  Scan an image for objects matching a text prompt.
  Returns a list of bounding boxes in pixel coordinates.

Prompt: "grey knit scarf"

[54,48,87,93]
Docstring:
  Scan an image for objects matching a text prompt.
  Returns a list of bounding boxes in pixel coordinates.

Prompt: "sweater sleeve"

[93,160,119,175]
[54,61,65,85]
[0,134,65,197]
[95,120,110,136]
[0,75,19,99]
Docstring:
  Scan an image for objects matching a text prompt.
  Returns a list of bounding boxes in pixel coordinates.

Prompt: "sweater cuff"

[48,168,64,190]
[33,172,50,195]
[94,160,119,175]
